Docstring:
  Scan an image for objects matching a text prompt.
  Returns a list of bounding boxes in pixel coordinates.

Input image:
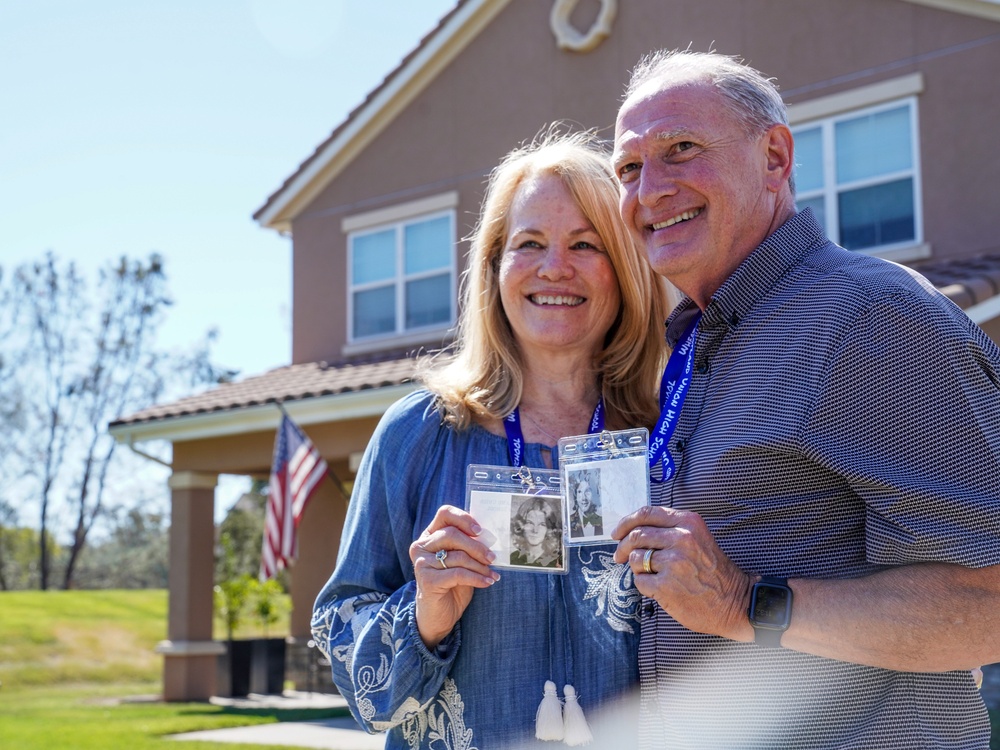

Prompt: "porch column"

[156,470,223,701]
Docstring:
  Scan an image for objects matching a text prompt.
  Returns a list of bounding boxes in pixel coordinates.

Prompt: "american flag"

[260,414,329,581]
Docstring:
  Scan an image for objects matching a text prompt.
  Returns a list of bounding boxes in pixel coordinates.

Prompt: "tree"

[214,485,290,639]
[0,252,233,590]
[215,483,269,582]
[10,254,84,590]
[71,506,170,589]
[0,500,52,591]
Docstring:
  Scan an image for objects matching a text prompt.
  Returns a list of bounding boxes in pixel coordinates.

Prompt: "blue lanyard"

[503,399,605,468]
[648,312,701,482]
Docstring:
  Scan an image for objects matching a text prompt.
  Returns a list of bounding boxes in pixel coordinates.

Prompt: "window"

[792,97,922,254]
[348,209,455,342]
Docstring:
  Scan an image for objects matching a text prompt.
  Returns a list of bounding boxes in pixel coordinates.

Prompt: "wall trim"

[965,293,1000,325]
[900,0,1000,23]
[787,73,924,124]
[342,191,459,233]
[342,326,454,358]
[110,384,417,445]
[167,472,219,491]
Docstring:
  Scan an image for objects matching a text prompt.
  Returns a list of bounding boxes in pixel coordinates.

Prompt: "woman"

[510,496,563,569]
[311,131,673,748]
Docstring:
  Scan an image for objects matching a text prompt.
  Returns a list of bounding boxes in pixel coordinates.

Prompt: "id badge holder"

[465,464,567,574]
[558,428,650,546]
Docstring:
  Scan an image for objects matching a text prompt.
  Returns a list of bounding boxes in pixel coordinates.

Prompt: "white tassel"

[535,679,564,741]
[561,684,593,746]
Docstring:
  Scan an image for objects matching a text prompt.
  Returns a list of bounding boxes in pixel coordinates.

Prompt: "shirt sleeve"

[310,394,461,733]
[805,289,1000,568]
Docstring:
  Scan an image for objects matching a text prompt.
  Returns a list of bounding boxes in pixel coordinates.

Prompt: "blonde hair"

[420,129,674,431]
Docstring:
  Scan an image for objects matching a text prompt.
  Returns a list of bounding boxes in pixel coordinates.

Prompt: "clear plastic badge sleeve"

[558,428,650,546]
[465,464,567,574]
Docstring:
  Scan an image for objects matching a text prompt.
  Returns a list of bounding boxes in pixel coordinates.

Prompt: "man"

[611,50,1000,748]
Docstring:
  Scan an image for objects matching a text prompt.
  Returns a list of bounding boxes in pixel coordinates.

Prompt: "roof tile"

[915,252,1000,307]
[110,355,418,428]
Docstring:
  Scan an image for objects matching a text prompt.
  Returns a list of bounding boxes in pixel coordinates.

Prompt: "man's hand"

[613,506,754,641]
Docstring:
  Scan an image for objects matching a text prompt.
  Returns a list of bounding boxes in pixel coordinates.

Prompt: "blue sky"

[1,0,456,378]
[0,0,456,526]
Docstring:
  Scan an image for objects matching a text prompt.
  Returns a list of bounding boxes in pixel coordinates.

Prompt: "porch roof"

[108,251,1000,444]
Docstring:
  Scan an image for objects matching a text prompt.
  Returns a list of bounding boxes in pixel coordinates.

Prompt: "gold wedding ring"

[642,548,655,575]
[435,549,449,570]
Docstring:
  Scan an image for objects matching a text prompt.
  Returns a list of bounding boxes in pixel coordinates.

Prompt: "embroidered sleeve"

[310,394,461,733]
[312,582,459,732]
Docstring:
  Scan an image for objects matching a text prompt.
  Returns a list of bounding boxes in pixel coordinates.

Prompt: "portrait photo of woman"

[509,494,563,569]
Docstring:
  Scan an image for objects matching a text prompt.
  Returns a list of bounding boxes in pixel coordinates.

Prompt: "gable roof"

[253,0,510,233]
[253,0,1000,234]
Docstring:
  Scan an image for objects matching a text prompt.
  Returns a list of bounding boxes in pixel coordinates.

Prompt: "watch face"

[752,584,791,627]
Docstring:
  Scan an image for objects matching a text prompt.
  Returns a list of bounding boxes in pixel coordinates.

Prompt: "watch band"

[753,621,785,648]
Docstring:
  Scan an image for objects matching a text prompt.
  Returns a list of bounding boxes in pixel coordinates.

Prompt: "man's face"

[613,79,782,306]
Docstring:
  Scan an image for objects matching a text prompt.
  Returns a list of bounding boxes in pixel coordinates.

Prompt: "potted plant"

[214,572,254,697]
[214,502,290,697]
[247,577,288,695]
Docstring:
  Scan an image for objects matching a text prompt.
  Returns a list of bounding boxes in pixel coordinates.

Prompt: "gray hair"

[624,50,788,137]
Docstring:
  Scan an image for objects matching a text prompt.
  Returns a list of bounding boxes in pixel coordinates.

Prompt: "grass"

[0,589,346,750]
[0,589,166,687]
[0,590,996,748]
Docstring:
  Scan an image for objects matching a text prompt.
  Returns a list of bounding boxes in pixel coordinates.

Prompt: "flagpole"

[274,401,352,501]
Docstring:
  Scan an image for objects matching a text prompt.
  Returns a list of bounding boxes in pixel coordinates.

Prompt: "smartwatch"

[748,577,793,648]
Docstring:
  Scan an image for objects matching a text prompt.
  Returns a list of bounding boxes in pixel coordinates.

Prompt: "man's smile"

[650,207,703,231]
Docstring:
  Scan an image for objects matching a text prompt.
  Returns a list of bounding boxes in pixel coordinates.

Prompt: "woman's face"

[498,173,621,359]
[522,508,548,548]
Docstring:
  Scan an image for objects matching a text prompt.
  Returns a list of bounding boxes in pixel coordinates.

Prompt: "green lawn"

[0,589,995,748]
[0,589,344,750]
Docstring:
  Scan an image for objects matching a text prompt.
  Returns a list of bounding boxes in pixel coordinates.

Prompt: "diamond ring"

[435,549,448,570]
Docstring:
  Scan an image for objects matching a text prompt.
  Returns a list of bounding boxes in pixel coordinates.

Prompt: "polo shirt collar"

[664,208,826,346]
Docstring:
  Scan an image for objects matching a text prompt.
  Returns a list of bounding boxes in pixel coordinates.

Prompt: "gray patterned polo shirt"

[640,209,1000,749]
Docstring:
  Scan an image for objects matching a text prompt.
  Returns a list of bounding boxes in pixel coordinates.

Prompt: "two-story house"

[110,0,1000,701]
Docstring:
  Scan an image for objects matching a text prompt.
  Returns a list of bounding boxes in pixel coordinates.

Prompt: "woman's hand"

[409,505,500,650]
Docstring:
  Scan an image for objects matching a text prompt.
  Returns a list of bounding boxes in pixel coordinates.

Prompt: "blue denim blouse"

[312,390,641,749]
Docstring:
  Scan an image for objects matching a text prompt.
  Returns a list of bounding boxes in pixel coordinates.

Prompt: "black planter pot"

[251,638,286,695]
[220,639,253,698]
[218,638,285,697]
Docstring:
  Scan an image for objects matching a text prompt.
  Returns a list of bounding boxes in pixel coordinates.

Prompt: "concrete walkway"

[166,692,383,750]
[168,716,382,749]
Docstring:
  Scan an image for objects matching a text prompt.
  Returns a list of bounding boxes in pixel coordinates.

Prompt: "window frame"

[787,73,930,262]
[343,193,458,350]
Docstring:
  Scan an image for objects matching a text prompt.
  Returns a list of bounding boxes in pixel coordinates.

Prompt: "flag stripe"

[260,415,329,581]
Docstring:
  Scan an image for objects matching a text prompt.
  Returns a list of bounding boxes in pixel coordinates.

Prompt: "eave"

[901,0,1000,23]
[253,0,511,234]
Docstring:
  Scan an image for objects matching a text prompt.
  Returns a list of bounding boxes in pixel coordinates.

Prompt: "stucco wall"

[287,0,1000,365]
